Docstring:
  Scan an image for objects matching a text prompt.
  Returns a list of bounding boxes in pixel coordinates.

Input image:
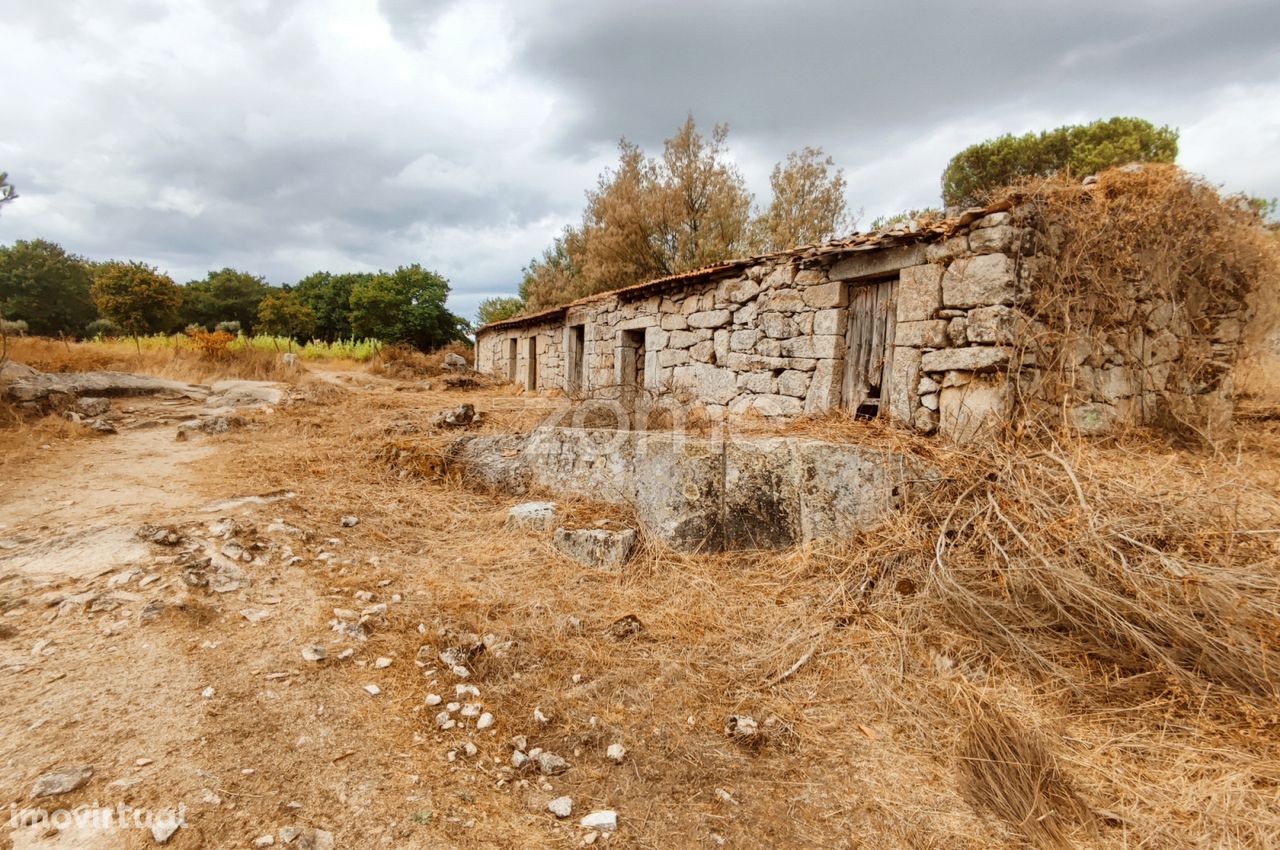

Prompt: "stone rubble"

[30,765,93,798]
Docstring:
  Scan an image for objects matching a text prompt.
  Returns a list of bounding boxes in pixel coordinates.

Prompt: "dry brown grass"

[366,340,475,379]
[180,372,1280,849]
[1,335,318,384]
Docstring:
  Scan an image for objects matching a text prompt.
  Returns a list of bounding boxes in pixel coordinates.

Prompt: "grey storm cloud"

[2,0,1278,322]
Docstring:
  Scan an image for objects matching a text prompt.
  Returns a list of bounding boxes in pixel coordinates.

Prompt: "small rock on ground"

[31,765,93,798]
[505,501,557,532]
[548,796,573,818]
[580,810,617,831]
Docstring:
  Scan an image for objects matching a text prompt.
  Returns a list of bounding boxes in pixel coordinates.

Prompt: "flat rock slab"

[0,527,150,582]
[4,370,208,403]
[31,765,94,798]
[205,380,287,408]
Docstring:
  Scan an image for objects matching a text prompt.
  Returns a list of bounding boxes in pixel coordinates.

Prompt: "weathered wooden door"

[842,277,898,416]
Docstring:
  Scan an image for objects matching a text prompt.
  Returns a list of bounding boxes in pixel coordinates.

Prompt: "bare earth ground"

[3,365,1279,849]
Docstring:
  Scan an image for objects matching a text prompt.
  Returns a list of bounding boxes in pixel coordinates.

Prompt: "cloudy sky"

[3,0,1278,322]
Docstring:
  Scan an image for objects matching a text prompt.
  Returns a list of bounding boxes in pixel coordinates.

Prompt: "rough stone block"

[782,335,843,359]
[895,320,949,349]
[733,301,758,326]
[759,312,798,339]
[887,346,921,424]
[802,281,847,309]
[942,253,1015,308]
[777,369,811,398]
[729,328,760,352]
[897,264,944,322]
[761,289,806,312]
[729,394,804,418]
[829,244,926,281]
[689,340,715,363]
[737,371,773,393]
[921,346,1012,373]
[667,329,706,349]
[506,501,558,531]
[553,527,637,570]
[658,349,689,367]
[939,376,1010,443]
[812,308,847,336]
[804,358,842,413]
[755,337,782,357]
[660,313,688,331]
[924,234,969,264]
[718,277,760,305]
[763,264,795,288]
[966,305,1022,344]
[968,225,1020,255]
[687,309,732,329]
[672,363,738,404]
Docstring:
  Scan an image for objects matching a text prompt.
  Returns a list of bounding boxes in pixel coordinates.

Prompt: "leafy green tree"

[0,239,99,336]
[85,318,121,338]
[349,264,467,350]
[475,296,525,326]
[0,172,15,211]
[91,261,181,349]
[256,290,317,350]
[293,271,370,341]
[181,268,270,332]
[941,117,1179,207]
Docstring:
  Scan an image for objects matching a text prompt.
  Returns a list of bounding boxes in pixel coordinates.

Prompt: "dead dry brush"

[1003,165,1278,440]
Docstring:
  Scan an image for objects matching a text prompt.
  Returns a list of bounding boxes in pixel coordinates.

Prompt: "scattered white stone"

[606,743,626,764]
[446,701,461,713]
[340,515,360,527]
[511,751,528,769]
[510,735,528,751]
[201,686,215,699]
[476,712,494,730]
[374,657,392,669]
[460,703,482,718]
[135,758,154,767]
[451,665,470,678]
[535,751,569,776]
[579,810,617,831]
[548,796,573,818]
[354,590,373,602]
[533,707,549,724]
[240,609,271,623]
[253,834,275,847]
[724,714,759,739]
[301,644,327,662]
[363,684,381,696]
[31,765,93,797]
[456,683,480,698]
[279,827,301,843]
[337,648,354,660]
[436,711,454,730]
[582,832,599,846]
[505,501,558,531]
[425,694,442,706]
[151,817,181,844]
[463,742,478,757]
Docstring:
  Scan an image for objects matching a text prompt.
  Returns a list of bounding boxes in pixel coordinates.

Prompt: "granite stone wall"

[475,207,1246,441]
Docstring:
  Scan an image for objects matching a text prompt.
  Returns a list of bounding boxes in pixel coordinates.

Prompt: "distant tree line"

[0,237,469,350]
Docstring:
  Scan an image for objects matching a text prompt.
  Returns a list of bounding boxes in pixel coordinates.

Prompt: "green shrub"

[942,117,1179,207]
[85,318,123,338]
[215,320,242,335]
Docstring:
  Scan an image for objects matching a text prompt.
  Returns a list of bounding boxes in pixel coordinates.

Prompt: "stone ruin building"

[475,197,1249,444]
